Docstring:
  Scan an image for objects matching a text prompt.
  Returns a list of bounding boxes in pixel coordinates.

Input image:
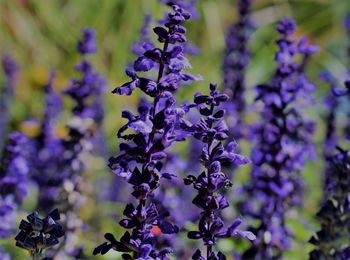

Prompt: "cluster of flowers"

[1,0,350,259]
[0,27,106,259]
[240,18,319,259]
[94,5,205,259]
[308,77,350,259]
[181,83,255,259]
[223,0,254,140]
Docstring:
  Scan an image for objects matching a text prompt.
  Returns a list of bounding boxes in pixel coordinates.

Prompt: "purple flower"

[29,30,105,257]
[181,83,254,258]
[66,28,108,160]
[95,5,199,258]
[241,18,317,259]
[65,28,107,124]
[223,0,254,140]
[15,209,64,259]
[309,148,350,259]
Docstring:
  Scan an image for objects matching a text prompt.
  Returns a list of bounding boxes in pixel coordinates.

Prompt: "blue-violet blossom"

[241,18,318,259]
[181,83,254,259]
[94,5,200,259]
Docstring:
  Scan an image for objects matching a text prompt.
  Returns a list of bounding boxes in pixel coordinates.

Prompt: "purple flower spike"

[241,18,317,259]
[95,4,200,258]
[223,0,254,141]
[29,28,106,258]
[181,83,254,258]
[309,148,350,259]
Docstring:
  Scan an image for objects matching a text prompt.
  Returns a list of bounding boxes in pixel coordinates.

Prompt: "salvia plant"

[240,18,318,259]
[181,82,255,259]
[55,27,106,258]
[309,146,350,259]
[65,28,108,157]
[2,1,350,259]
[28,28,106,259]
[94,4,201,259]
[309,84,350,259]
[107,15,154,205]
[222,0,254,140]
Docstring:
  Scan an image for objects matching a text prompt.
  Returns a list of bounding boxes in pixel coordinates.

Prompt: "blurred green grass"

[1,0,350,259]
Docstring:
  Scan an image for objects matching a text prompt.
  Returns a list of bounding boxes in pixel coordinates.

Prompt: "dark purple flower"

[309,148,350,259]
[15,209,64,259]
[95,5,200,258]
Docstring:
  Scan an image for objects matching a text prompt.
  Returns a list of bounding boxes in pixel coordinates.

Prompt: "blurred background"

[1,0,350,259]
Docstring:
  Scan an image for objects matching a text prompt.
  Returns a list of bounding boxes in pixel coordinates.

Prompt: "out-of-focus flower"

[0,132,30,242]
[241,18,318,259]
[65,28,107,124]
[223,0,254,140]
